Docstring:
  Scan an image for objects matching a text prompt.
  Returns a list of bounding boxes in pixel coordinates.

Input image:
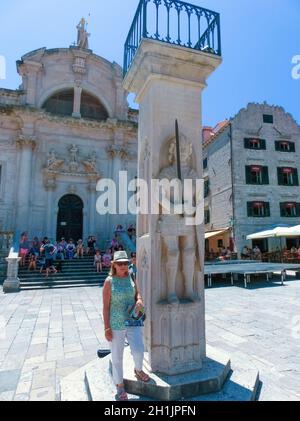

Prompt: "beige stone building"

[0,33,138,248]
[203,103,300,256]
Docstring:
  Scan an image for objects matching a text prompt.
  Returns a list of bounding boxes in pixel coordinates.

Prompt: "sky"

[0,0,299,127]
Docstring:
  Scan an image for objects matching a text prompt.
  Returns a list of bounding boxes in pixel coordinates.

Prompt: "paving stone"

[15,381,32,395]
[0,391,15,401]
[30,387,56,401]
[32,369,56,390]
[64,344,83,353]
[1,280,300,401]
[14,393,30,401]
[0,370,21,393]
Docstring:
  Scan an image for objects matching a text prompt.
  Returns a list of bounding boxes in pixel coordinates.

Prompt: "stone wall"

[232,103,300,253]
[204,125,233,232]
[204,102,300,255]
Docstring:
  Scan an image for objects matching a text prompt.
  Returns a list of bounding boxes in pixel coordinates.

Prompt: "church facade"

[0,34,138,248]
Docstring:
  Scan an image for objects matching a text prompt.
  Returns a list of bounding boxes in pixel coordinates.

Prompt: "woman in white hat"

[102,250,149,401]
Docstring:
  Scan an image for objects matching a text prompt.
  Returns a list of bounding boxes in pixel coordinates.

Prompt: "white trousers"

[110,327,144,385]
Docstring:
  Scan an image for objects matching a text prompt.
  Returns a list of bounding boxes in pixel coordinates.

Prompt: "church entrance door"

[57,195,83,241]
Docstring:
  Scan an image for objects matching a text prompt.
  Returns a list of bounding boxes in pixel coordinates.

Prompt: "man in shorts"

[40,239,57,278]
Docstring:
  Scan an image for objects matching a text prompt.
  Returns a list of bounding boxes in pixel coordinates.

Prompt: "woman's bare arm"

[102,279,111,331]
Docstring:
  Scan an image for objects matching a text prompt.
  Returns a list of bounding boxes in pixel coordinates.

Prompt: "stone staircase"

[18,256,109,291]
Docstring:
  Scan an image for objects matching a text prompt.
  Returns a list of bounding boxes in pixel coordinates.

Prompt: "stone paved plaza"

[0,276,300,401]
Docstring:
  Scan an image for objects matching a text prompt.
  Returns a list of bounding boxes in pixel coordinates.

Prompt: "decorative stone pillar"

[3,254,21,293]
[45,177,57,239]
[15,136,36,234]
[106,143,128,237]
[123,39,222,376]
[18,62,43,106]
[87,178,97,238]
[72,85,82,118]
[71,48,90,118]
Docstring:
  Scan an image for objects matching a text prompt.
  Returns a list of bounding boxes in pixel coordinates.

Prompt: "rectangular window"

[263,114,274,124]
[203,158,208,170]
[205,209,210,224]
[204,179,210,198]
[278,168,299,186]
[247,202,270,218]
[275,141,295,153]
[280,203,300,217]
[246,166,269,185]
[244,138,266,150]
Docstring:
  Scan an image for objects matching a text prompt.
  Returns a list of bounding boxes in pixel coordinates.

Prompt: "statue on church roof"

[77,18,90,49]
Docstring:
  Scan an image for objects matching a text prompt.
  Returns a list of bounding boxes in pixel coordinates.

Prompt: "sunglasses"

[115,262,128,267]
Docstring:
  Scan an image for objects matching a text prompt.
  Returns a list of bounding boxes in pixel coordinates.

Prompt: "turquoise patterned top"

[109,276,136,330]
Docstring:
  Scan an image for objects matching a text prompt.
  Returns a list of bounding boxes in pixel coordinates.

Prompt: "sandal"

[116,387,128,401]
[134,369,150,382]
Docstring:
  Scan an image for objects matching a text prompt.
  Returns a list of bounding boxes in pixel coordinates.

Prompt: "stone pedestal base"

[119,347,230,400]
[150,301,204,375]
[3,278,20,293]
[61,345,260,401]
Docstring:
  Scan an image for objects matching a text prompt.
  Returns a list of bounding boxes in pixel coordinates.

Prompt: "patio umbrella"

[284,225,300,236]
[246,226,290,240]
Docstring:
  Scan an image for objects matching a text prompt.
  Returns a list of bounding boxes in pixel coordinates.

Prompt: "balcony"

[124,0,221,77]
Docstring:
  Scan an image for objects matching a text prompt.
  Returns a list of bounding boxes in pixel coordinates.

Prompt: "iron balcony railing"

[124,0,221,77]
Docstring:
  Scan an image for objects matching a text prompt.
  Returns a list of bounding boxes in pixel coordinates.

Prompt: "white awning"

[205,229,229,240]
[247,225,300,240]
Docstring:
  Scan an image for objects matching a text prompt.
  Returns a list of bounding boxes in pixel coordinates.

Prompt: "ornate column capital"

[16,135,37,151]
[106,145,132,161]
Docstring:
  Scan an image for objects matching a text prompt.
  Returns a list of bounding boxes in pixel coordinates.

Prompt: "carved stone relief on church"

[43,145,100,189]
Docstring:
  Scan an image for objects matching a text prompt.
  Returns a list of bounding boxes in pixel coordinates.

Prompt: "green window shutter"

[246,166,251,184]
[265,202,270,217]
[275,141,280,151]
[261,139,266,150]
[262,167,269,184]
[244,138,250,149]
[296,204,300,217]
[293,169,299,186]
[290,142,296,152]
[247,202,253,217]
[277,168,283,185]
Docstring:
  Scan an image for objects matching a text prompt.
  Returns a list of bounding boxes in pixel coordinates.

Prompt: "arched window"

[42,89,109,121]
[42,89,74,117]
[80,91,108,121]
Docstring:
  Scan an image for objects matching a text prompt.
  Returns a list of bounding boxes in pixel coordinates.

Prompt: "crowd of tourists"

[18,226,137,277]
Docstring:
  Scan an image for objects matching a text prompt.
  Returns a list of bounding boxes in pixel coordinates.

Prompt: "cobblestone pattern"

[0,277,300,401]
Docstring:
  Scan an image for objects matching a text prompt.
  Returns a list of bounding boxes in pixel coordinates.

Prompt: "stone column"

[18,62,43,106]
[45,178,57,240]
[72,86,82,118]
[15,136,36,234]
[87,179,97,238]
[3,254,21,293]
[106,144,126,238]
[123,39,221,375]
